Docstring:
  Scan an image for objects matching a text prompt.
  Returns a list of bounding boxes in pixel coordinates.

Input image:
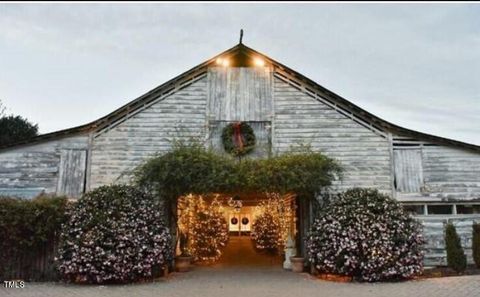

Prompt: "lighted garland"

[221,122,256,156]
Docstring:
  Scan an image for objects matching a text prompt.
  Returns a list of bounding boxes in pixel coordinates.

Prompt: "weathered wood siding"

[273,77,392,192]
[419,216,480,266]
[421,146,480,200]
[207,67,273,121]
[0,135,89,198]
[205,67,273,158]
[393,144,480,200]
[89,77,208,188]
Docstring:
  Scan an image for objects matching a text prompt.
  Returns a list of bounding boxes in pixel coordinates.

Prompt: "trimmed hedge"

[57,185,173,284]
[0,195,68,281]
[445,223,467,273]
[473,222,480,269]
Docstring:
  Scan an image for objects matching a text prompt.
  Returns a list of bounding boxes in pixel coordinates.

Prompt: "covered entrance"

[176,193,299,268]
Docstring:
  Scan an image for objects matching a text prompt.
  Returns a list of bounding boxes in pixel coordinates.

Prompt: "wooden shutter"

[57,149,87,197]
[394,148,423,193]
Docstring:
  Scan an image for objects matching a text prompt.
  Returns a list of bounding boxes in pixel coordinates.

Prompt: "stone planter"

[175,256,192,272]
[290,256,305,273]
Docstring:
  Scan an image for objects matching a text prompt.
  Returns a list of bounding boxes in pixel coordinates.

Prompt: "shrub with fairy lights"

[307,188,424,282]
[57,185,173,284]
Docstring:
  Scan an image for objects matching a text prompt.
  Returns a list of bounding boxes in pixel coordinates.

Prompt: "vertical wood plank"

[207,67,273,121]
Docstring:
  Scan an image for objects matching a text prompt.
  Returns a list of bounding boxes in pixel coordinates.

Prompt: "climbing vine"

[134,141,343,203]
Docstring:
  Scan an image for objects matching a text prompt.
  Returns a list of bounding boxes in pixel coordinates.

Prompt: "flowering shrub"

[57,185,172,284]
[307,188,424,282]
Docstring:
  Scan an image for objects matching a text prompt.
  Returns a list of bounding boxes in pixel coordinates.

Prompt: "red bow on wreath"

[232,122,244,151]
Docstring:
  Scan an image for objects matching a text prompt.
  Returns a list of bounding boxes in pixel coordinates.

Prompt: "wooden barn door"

[57,149,87,198]
[393,148,423,193]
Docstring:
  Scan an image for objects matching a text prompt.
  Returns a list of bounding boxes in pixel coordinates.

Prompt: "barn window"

[393,148,423,193]
[456,204,480,215]
[427,204,453,215]
[402,204,425,215]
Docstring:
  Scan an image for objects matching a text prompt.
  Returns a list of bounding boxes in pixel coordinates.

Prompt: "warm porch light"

[254,57,265,67]
[216,57,230,67]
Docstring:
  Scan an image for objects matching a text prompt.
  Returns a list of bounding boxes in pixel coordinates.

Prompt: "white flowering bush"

[57,185,172,284]
[307,188,424,282]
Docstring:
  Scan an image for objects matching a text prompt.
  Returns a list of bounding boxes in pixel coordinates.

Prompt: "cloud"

[0,3,479,145]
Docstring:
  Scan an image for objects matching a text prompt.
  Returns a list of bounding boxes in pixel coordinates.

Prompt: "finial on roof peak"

[239,29,244,44]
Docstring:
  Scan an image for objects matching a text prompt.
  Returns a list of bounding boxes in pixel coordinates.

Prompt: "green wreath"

[221,122,256,157]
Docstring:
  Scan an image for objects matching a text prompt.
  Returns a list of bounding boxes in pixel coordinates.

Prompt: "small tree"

[0,101,38,146]
[472,222,480,269]
[445,223,467,273]
[252,212,281,253]
[191,209,228,262]
[178,195,228,262]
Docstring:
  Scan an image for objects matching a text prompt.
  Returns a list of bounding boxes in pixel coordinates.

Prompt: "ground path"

[2,236,480,297]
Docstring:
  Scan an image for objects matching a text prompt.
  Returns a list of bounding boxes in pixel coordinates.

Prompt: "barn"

[1,42,479,266]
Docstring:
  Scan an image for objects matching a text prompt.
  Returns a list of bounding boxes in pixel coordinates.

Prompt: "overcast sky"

[0,3,479,145]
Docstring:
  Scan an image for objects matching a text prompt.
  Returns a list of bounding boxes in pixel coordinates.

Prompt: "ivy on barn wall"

[133,141,343,204]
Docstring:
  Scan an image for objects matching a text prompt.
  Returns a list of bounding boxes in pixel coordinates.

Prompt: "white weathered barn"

[1,43,479,265]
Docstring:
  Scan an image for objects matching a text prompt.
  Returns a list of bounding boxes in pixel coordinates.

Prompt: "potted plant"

[290,253,305,273]
[175,232,192,272]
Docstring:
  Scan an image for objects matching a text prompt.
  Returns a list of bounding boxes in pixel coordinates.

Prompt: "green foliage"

[134,142,238,200]
[134,141,342,203]
[0,115,38,146]
[241,151,341,195]
[57,185,172,284]
[472,222,480,268]
[0,195,68,280]
[445,223,467,273]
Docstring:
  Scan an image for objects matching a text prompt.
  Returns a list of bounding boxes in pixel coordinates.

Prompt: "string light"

[178,194,228,262]
[252,193,296,250]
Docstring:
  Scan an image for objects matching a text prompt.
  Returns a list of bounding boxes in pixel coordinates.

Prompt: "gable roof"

[2,43,479,152]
